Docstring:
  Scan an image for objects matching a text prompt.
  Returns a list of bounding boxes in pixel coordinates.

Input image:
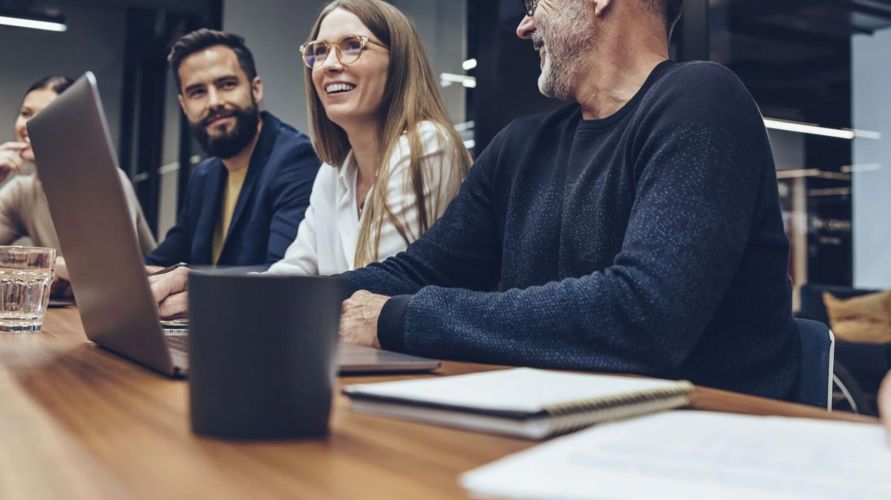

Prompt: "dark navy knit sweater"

[344,60,800,400]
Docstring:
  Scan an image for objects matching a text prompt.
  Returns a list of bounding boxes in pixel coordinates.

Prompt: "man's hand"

[0,142,27,183]
[50,277,73,299]
[339,290,389,348]
[147,266,190,319]
[880,371,891,445]
[50,257,73,299]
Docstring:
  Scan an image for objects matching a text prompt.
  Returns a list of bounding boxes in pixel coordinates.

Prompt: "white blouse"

[266,121,464,276]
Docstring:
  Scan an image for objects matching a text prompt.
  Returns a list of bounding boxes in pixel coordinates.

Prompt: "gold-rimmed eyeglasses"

[522,0,539,17]
[299,35,388,69]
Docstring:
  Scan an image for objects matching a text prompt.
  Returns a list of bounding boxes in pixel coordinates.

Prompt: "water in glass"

[0,246,55,332]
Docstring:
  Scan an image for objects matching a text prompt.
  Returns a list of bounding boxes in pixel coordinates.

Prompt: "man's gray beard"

[536,2,594,101]
[538,52,576,100]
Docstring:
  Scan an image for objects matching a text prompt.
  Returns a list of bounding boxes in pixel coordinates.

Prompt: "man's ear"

[592,0,613,17]
[177,93,186,113]
[252,76,263,104]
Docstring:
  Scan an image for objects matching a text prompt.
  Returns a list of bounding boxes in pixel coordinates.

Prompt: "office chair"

[798,283,885,415]
[795,318,834,409]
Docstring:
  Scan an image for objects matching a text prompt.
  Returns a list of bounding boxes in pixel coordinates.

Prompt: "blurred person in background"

[0,76,156,296]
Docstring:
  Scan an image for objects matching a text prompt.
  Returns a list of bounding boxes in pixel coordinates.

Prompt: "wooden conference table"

[0,308,878,499]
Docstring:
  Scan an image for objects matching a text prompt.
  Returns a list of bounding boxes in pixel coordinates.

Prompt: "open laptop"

[27,72,440,378]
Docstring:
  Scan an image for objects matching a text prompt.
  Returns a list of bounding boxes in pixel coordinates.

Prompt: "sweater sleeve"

[377,64,777,375]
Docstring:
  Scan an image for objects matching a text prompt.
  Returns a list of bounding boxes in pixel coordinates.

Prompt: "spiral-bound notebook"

[343,368,694,439]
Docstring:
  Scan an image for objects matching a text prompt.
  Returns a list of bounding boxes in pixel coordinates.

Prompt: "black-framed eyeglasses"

[522,0,538,16]
[299,35,388,69]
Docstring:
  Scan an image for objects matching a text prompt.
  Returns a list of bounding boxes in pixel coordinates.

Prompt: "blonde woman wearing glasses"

[267,0,471,275]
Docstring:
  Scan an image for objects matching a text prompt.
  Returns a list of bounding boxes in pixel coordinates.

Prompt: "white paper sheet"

[461,411,891,499]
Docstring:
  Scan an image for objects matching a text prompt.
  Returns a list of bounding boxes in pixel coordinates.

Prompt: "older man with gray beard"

[335,0,799,400]
[151,0,800,400]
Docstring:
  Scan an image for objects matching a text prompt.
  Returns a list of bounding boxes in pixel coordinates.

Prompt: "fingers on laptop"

[158,291,188,320]
[149,267,190,319]
[148,266,189,304]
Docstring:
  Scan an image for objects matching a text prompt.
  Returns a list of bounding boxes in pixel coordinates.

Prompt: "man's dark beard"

[190,103,260,159]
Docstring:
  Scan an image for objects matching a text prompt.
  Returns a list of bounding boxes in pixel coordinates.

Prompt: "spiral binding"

[543,380,694,436]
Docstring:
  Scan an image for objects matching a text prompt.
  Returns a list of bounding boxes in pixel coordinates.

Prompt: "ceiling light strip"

[776,168,822,179]
[0,15,67,32]
[764,118,855,140]
[440,73,476,88]
[764,118,882,141]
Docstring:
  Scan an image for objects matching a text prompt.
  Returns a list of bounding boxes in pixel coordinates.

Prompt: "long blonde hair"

[305,0,472,267]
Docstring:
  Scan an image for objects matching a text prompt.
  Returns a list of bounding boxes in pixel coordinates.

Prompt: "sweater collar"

[576,59,676,129]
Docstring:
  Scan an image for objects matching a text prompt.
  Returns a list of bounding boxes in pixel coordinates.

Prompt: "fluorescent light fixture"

[764,118,854,139]
[453,121,475,132]
[808,187,851,198]
[850,129,883,140]
[440,73,476,89]
[463,139,476,149]
[816,171,851,181]
[776,168,854,181]
[841,163,882,174]
[776,168,821,179]
[462,58,478,71]
[763,118,881,141]
[0,14,67,32]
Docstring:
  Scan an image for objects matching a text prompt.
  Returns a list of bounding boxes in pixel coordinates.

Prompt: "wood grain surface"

[0,308,877,499]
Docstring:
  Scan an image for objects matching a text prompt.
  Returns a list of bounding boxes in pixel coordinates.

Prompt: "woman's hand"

[0,142,28,183]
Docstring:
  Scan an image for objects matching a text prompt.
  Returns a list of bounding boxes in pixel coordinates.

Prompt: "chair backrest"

[795,318,835,409]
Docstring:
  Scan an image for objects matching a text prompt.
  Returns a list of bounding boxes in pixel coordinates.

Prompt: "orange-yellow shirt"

[211,166,249,264]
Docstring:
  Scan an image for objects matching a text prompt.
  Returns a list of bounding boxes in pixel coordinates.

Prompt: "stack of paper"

[461,411,891,499]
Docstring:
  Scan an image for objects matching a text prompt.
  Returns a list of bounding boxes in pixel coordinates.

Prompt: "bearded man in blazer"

[147,29,319,267]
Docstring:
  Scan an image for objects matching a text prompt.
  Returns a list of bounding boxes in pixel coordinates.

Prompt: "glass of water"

[0,246,56,333]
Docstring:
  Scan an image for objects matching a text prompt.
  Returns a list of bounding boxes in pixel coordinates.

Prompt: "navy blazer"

[146,112,320,267]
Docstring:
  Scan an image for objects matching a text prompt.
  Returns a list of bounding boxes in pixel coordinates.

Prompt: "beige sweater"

[0,169,156,256]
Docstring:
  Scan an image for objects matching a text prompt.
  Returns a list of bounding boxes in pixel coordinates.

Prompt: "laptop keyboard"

[164,331,189,353]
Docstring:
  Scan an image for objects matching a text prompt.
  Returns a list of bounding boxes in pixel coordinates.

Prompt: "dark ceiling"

[716,0,891,123]
[0,0,215,17]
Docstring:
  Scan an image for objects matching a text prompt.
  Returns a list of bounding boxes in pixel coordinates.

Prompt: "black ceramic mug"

[187,271,345,439]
